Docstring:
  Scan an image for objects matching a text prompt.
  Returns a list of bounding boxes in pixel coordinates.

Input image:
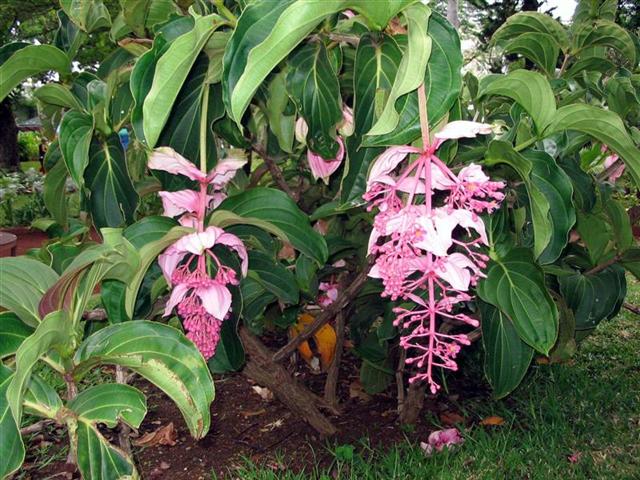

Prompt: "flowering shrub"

[0,0,638,478]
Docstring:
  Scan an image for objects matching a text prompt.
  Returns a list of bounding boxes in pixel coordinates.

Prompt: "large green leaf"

[480,301,533,399]
[53,10,86,58]
[60,0,112,32]
[479,70,556,135]
[33,83,83,110]
[208,314,245,374]
[0,312,34,360]
[59,110,94,189]
[546,104,640,188]
[216,188,328,265]
[559,266,626,331]
[69,384,147,428]
[572,20,636,67]
[0,257,59,327]
[524,150,576,264]
[7,311,72,424]
[503,32,560,77]
[287,42,342,159]
[0,44,70,101]
[366,3,431,137]
[43,155,69,227]
[73,419,136,479]
[124,216,179,248]
[0,367,24,479]
[477,248,558,354]
[362,12,463,147]
[120,0,179,37]
[340,33,402,206]
[247,251,299,304]
[23,373,63,420]
[492,11,569,51]
[223,0,416,125]
[142,14,223,148]
[265,70,295,153]
[74,321,214,438]
[485,141,552,259]
[84,134,139,229]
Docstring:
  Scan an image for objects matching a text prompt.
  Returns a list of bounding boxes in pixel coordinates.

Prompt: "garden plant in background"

[0,0,639,478]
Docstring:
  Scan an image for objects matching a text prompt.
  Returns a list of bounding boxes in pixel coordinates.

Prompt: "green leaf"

[485,141,552,259]
[0,366,24,479]
[559,266,626,330]
[604,199,633,254]
[142,14,223,148]
[208,314,245,373]
[573,20,636,67]
[7,311,72,423]
[59,110,94,189]
[0,44,70,101]
[0,257,59,327]
[33,83,83,110]
[477,248,558,355]
[124,216,179,249]
[23,373,63,419]
[479,70,556,135]
[241,277,276,324]
[74,321,214,439]
[360,358,394,395]
[265,70,295,153]
[60,0,112,32]
[524,150,576,264]
[480,301,533,399]
[69,384,147,428]
[366,4,431,137]
[247,251,299,304]
[101,280,130,324]
[361,12,463,147]
[43,156,69,227]
[340,33,402,205]
[53,10,86,58]
[217,188,328,265]
[492,11,569,51]
[73,419,136,479]
[84,134,139,229]
[0,312,34,360]
[287,42,342,159]
[503,32,560,77]
[546,104,640,188]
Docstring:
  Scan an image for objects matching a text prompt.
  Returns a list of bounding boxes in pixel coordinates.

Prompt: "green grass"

[227,278,640,480]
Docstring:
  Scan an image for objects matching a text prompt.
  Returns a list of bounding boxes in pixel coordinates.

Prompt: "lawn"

[229,277,640,480]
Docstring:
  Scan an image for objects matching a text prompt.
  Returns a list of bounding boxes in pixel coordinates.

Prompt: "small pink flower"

[308,136,345,184]
[421,428,464,455]
[338,106,354,137]
[317,282,339,308]
[603,150,625,182]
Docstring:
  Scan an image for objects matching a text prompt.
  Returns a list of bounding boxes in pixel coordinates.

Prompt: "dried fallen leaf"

[440,411,465,425]
[348,380,371,403]
[251,385,274,402]
[480,416,505,426]
[133,422,177,447]
[240,408,267,418]
[159,461,171,470]
[535,356,550,365]
[260,418,284,432]
[567,451,582,464]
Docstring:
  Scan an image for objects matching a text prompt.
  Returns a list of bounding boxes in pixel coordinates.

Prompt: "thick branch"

[584,255,621,276]
[20,419,54,436]
[272,258,373,363]
[623,303,640,316]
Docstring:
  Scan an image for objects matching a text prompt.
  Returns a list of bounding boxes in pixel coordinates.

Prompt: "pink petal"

[148,147,206,182]
[211,192,227,209]
[367,146,420,189]
[174,226,225,255]
[458,163,490,183]
[450,209,488,245]
[197,283,232,319]
[308,137,345,184]
[163,283,189,316]
[158,245,187,283]
[338,105,354,137]
[178,213,199,228]
[434,121,493,140]
[295,117,308,144]
[604,154,625,182]
[207,157,247,188]
[158,190,203,217]
[438,253,475,291]
[217,232,248,276]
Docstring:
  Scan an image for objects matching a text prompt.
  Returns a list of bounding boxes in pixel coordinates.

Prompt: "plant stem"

[557,53,571,78]
[584,255,621,276]
[252,144,298,201]
[514,136,538,152]
[417,83,430,149]
[199,86,210,174]
[214,0,237,26]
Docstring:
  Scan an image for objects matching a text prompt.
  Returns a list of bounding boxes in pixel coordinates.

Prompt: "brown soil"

[20,349,482,480]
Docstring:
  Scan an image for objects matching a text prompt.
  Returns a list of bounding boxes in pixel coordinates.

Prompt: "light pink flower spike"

[159,190,209,218]
[149,147,206,182]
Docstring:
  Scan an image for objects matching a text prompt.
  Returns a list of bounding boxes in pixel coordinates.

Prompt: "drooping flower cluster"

[364,120,505,394]
[149,148,248,359]
[296,106,353,184]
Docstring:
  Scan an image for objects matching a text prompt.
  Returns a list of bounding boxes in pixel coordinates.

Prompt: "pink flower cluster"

[364,121,504,394]
[149,148,248,359]
[420,428,464,455]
